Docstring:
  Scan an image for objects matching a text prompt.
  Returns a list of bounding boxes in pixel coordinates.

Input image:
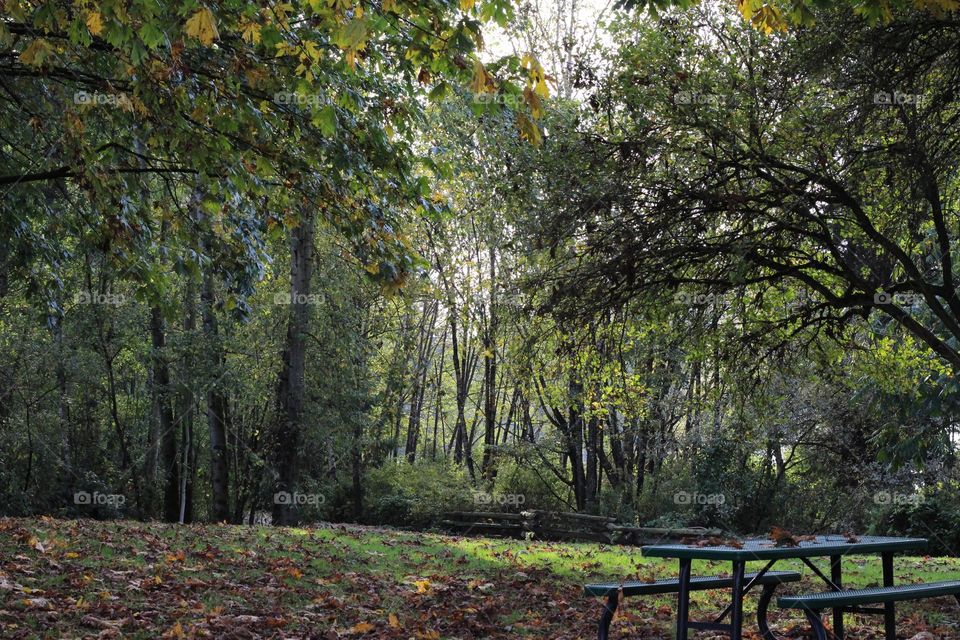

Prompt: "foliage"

[362,461,474,527]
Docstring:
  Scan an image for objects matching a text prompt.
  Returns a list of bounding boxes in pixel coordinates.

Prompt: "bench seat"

[778,581,960,640]
[778,580,960,610]
[585,570,801,597]
[585,571,801,639]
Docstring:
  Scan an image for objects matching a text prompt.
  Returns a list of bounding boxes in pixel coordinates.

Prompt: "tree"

[540,8,960,379]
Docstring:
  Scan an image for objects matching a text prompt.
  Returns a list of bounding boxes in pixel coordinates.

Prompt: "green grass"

[2,517,960,638]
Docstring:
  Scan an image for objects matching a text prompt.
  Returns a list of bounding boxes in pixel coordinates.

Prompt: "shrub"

[489,459,570,512]
[873,489,960,556]
[362,460,473,528]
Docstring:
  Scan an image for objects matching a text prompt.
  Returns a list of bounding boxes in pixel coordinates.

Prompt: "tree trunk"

[405,301,437,463]
[481,247,498,479]
[201,272,231,522]
[179,280,198,524]
[567,374,587,510]
[151,306,181,522]
[271,213,315,526]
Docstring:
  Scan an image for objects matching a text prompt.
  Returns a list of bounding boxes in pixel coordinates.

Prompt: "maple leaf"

[184,8,219,46]
[19,39,53,67]
[769,527,814,547]
[470,60,490,95]
[240,20,262,45]
[515,112,542,146]
[86,12,104,37]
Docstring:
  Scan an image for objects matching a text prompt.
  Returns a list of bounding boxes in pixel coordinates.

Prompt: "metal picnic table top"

[642,535,928,562]
[635,535,930,640]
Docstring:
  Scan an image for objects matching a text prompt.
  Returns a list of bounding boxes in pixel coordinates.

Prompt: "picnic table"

[641,535,928,640]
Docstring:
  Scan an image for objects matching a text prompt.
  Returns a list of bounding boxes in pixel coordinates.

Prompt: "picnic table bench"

[779,580,960,640]
[585,571,802,640]
[583,534,958,640]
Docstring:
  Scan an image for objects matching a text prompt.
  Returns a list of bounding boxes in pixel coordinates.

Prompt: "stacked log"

[439,510,721,545]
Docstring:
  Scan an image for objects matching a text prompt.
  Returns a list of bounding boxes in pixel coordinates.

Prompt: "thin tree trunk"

[481,247,498,479]
[179,279,199,524]
[151,306,181,522]
[202,272,231,522]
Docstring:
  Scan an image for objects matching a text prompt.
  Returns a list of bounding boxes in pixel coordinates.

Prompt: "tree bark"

[201,272,231,522]
[271,213,315,526]
[150,306,181,522]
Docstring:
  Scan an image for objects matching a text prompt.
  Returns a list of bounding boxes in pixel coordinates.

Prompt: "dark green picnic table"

[642,535,928,640]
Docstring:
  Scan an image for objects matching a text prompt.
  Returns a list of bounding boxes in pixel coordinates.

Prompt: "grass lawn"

[2,517,960,638]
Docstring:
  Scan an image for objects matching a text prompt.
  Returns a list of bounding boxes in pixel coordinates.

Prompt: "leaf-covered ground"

[2,518,960,639]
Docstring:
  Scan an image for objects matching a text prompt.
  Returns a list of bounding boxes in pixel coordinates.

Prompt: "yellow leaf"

[470,60,489,95]
[19,39,53,67]
[240,19,261,44]
[534,76,550,99]
[388,613,400,628]
[184,8,219,46]
[64,552,80,559]
[349,621,375,633]
[752,4,789,33]
[516,112,542,146]
[460,0,476,9]
[737,0,758,20]
[86,12,104,36]
[414,578,431,593]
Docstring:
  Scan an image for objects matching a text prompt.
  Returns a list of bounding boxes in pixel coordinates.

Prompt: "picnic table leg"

[881,552,896,640]
[597,591,618,640]
[830,555,844,639]
[804,610,829,640]
[730,561,745,640]
[756,583,778,640]
[676,558,691,640]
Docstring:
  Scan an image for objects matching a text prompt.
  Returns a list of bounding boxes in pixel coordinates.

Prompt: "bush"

[362,460,473,528]
[873,489,960,556]
[490,459,570,512]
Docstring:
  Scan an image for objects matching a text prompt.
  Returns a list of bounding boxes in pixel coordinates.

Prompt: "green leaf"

[315,105,338,136]
[139,22,166,49]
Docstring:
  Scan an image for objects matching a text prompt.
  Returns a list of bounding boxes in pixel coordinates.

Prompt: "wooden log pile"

[439,510,721,545]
